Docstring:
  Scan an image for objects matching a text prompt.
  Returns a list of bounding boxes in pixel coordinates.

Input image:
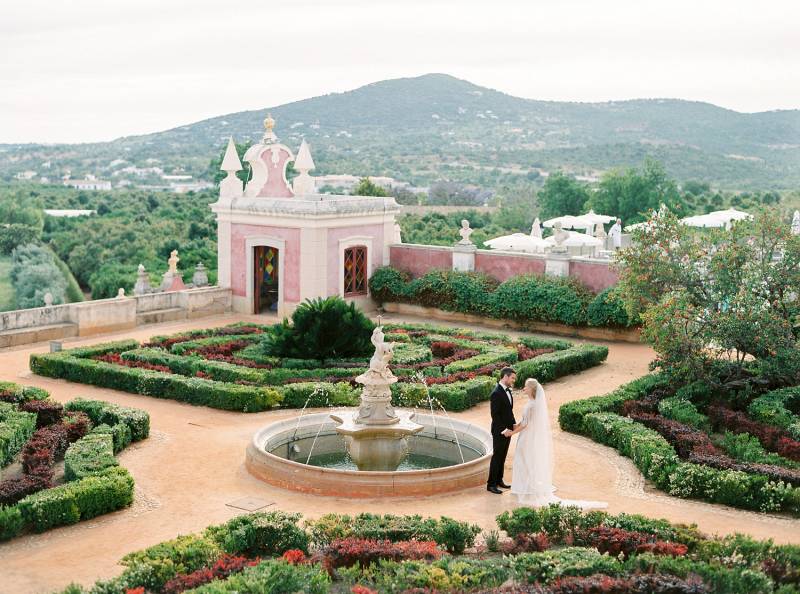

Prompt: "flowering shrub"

[318,538,441,572]
[576,526,687,560]
[162,554,259,594]
[502,531,551,554]
[282,549,306,565]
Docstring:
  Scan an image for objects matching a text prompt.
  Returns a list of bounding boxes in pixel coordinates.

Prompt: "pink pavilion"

[211,116,400,316]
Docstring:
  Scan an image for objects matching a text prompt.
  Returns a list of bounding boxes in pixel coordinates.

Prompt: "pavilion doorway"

[253,245,279,314]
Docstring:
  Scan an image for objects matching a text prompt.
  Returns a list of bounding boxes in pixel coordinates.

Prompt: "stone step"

[136,307,186,326]
[0,323,79,349]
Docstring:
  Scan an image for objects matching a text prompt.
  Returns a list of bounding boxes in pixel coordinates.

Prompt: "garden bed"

[0,381,148,541]
[29,322,608,413]
[55,505,800,594]
[559,375,800,516]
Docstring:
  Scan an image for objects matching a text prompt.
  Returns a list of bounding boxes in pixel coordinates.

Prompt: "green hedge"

[32,349,283,412]
[0,381,49,403]
[515,344,609,386]
[390,376,495,412]
[559,377,800,515]
[17,467,134,532]
[65,398,150,442]
[0,404,36,467]
[370,267,637,328]
[748,387,800,440]
[64,433,118,481]
[443,346,518,373]
[281,382,360,408]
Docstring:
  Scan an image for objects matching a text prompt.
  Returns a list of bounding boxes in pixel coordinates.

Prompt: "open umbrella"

[484,233,549,253]
[542,215,586,229]
[544,230,604,248]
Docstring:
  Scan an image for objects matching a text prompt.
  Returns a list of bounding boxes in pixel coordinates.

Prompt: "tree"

[591,159,684,224]
[351,177,390,197]
[536,172,590,220]
[615,207,800,383]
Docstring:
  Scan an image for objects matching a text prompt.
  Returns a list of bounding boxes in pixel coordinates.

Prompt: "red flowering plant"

[282,549,307,565]
[162,554,260,594]
[317,538,441,573]
[94,353,171,374]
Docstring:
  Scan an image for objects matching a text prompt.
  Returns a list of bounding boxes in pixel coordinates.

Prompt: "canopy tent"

[484,233,549,253]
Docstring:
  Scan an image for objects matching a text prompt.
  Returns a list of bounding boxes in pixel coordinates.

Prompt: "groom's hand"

[501,429,512,437]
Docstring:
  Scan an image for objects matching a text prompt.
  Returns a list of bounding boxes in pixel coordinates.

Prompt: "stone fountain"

[330,325,423,470]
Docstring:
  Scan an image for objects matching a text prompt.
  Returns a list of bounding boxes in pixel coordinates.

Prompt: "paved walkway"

[1,313,799,594]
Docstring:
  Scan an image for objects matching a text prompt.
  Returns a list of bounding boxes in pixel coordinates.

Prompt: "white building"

[63,179,112,190]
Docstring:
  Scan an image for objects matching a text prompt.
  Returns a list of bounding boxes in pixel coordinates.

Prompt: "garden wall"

[381,302,641,343]
[0,287,232,348]
[389,244,619,291]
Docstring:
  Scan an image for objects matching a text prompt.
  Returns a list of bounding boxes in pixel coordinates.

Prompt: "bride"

[509,378,607,509]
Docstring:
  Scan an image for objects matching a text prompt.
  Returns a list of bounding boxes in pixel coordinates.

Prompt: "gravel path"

[1,312,798,594]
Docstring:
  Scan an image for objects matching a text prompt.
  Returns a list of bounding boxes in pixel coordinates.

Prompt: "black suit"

[488,382,516,487]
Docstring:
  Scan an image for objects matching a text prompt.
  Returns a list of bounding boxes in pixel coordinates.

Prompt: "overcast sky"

[1,0,797,144]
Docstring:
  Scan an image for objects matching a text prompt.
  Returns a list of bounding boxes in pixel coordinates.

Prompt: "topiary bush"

[261,297,375,360]
[587,287,637,328]
[205,511,310,557]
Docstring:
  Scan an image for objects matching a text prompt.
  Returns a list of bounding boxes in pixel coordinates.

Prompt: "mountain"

[2,73,799,190]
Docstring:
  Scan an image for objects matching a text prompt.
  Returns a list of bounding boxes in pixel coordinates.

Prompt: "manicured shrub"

[545,573,709,594]
[503,531,551,554]
[0,407,36,467]
[338,557,508,593]
[19,399,64,428]
[658,396,710,431]
[0,474,51,506]
[262,296,375,360]
[748,387,800,439]
[65,398,150,441]
[18,467,134,532]
[90,423,133,454]
[281,382,359,408]
[185,559,331,594]
[368,266,411,303]
[515,343,608,386]
[318,538,441,572]
[64,433,118,481]
[510,547,624,584]
[492,274,593,326]
[162,554,259,594]
[709,405,800,462]
[575,526,687,560]
[586,287,637,328]
[0,504,24,541]
[205,511,310,557]
[304,513,480,553]
[0,382,49,404]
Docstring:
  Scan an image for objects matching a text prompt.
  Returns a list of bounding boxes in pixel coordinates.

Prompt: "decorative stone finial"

[117,288,126,298]
[262,113,277,143]
[220,137,243,172]
[292,139,316,195]
[192,262,209,287]
[43,292,53,307]
[219,137,244,201]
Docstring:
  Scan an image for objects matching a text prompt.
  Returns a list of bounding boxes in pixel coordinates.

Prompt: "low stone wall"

[388,244,619,292]
[381,302,641,343]
[0,287,232,348]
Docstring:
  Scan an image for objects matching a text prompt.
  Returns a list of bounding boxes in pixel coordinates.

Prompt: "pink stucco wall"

[475,252,546,282]
[570,259,619,293]
[389,245,452,277]
[254,148,294,198]
[389,244,618,293]
[230,224,301,301]
[327,224,385,295]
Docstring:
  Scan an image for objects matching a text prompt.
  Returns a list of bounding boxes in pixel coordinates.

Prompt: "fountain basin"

[246,411,493,497]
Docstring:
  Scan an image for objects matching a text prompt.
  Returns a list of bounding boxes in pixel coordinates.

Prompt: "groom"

[487,367,516,494]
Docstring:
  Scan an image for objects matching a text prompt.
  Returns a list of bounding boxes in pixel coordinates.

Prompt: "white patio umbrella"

[544,230,604,248]
[792,210,800,235]
[681,213,727,228]
[575,210,615,227]
[484,233,549,253]
[542,215,586,229]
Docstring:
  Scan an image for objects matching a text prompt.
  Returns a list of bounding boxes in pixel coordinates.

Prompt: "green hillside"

[0,255,15,311]
[1,74,798,190]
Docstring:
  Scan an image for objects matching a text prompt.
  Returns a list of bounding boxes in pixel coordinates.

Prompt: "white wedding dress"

[510,382,607,509]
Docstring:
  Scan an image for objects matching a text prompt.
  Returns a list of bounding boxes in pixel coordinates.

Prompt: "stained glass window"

[343,246,367,296]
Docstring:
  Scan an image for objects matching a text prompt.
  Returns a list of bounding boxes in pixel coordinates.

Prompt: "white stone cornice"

[210,195,400,219]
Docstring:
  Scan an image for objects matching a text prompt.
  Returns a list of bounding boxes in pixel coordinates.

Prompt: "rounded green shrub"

[587,288,636,328]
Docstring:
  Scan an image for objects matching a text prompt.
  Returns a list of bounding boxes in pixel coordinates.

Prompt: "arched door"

[253,245,279,313]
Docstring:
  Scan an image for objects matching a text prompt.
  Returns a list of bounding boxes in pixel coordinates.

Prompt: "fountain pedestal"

[330,330,423,471]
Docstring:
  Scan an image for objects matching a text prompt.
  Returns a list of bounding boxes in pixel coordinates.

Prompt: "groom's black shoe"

[487,486,503,494]
[497,481,511,489]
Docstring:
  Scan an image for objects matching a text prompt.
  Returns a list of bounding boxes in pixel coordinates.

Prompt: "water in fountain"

[411,372,465,464]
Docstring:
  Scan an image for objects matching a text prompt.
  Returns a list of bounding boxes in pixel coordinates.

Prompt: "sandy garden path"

[1,312,799,594]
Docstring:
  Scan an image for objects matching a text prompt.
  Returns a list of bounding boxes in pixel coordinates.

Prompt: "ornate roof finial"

[262,112,277,143]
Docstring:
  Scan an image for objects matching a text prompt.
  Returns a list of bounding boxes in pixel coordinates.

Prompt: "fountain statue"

[330,324,423,470]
